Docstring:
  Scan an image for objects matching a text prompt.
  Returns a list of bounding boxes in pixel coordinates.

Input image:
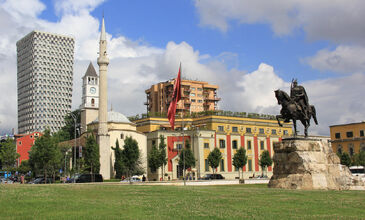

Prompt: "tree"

[340,152,351,167]
[147,143,161,174]
[259,150,272,176]
[112,139,125,179]
[208,148,222,174]
[232,147,248,180]
[351,151,365,166]
[84,134,100,178]
[158,135,167,180]
[0,138,19,169]
[17,160,31,174]
[178,140,196,177]
[59,109,81,141]
[122,136,143,181]
[28,130,62,183]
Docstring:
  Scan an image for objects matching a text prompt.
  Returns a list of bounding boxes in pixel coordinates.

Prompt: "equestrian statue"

[275,79,318,137]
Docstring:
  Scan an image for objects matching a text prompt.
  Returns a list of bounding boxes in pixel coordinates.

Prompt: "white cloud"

[194,0,365,44]
[0,0,364,138]
[304,46,365,74]
[54,0,105,16]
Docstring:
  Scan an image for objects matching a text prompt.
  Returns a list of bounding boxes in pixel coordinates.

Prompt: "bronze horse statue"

[275,89,318,137]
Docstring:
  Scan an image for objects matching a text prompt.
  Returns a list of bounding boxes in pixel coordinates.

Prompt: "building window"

[218,126,224,132]
[220,159,225,172]
[260,141,265,150]
[120,133,124,139]
[232,127,238,132]
[204,143,209,149]
[219,139,225,148]
[198,100,203,103]
[360,130,364,137]
[337,145,342,154]
[191,99,196,102]
[247,140,252,150]
[205,159,209,171]
[232,140,238,149]
[18,141,22,145]
[272,129,277,135]
[346,131,353,138]
[235,165,239,171]
[259,128,265,134]
[176,143,183,150]
[152,140,156,146]
[283,130,288,135]
[335,133,341,139]
[190,93,196,97]
[91,98,95,106]
[248,159,252,171]
[246,128,252,133]
[349,145,354,156]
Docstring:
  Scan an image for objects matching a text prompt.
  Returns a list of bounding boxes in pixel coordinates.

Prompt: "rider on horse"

[290,79,309,121]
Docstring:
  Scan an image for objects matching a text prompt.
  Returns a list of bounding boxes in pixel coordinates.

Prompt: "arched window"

[337,145,342,154]
[91,98,95,107]
[348,143,354,156]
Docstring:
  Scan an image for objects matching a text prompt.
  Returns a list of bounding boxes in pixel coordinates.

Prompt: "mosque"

[79,17,147,180]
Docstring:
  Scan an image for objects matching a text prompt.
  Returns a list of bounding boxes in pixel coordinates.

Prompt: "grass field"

[1,183,364,219]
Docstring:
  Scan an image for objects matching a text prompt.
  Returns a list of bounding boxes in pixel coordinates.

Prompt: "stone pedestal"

[268,138,364,190]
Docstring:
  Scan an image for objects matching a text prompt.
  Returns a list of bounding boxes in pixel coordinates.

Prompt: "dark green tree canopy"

[28,130,62,180]
[122,136,143,177]
[178,140,196,170]
[340,152,351,167]
[233,147,248,169]
[112,139,125,178]
[0,138,19,169]
[148,143,161,173]
[84,134,100,174]
[208,147,222,173]
[259,150,273,170]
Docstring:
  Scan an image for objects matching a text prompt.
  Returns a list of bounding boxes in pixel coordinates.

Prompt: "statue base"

[268,138,365,190]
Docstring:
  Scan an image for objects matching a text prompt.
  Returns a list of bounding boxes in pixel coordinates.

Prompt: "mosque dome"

[93,111,131,123]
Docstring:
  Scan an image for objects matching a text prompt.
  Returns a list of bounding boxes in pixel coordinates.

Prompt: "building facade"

[16,31,75,134]
[145,80,220,114]
[133,114,293,180]
[330,121,365,156]
[16,132,42,165]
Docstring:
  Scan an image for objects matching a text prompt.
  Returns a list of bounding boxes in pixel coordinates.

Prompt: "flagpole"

[181,63,186,186]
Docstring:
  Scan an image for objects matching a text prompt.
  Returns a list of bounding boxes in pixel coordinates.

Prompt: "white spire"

[100,16,106,41]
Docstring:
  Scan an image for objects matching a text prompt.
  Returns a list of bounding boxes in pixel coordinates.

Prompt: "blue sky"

[1,0,365,135]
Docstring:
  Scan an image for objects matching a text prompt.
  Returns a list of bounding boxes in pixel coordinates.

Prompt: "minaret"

[97,16,111,179]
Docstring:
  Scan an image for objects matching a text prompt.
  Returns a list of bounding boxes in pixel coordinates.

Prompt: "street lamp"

[70,112,77,183]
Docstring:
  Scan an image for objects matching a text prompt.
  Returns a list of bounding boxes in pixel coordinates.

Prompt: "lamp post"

[70,112,77,183]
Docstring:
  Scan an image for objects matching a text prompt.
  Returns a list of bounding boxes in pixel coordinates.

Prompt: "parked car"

[121,176,141,182]
[28,177,53,184]
[199,174,225,180]
[349,166,365,178]
[66,174,103,183]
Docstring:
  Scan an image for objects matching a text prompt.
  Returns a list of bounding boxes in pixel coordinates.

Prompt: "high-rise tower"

[97,17,111,179]
[16,31,75,134]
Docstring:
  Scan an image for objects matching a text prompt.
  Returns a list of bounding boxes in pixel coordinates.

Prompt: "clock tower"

[80,62,99,133]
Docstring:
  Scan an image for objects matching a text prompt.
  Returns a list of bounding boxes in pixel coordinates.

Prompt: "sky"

[1,0,365,136]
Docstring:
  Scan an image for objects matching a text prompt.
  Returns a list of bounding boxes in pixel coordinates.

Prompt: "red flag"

[167,65,182,130]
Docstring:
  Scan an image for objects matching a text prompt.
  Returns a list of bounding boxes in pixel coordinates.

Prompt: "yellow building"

[144,79,220,114]
[330,121,365,156]
[133,112,293,180]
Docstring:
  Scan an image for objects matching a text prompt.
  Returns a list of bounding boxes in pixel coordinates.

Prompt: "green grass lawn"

[0,183,364,219]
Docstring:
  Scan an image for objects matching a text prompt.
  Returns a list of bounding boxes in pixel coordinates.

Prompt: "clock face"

[90,87,96,94]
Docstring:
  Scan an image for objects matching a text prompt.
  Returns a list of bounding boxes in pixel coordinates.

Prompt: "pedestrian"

[142,175,146,182]
[20,175,24,184]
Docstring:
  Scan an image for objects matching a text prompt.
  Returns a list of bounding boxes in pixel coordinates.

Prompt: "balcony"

[205,96,221,101]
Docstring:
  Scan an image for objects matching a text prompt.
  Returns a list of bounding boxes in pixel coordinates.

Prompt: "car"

[349,166,365,178]
[121,176,141,182]
[28,177,53,184]
[199,174,225,180]
[66,174,103,183]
